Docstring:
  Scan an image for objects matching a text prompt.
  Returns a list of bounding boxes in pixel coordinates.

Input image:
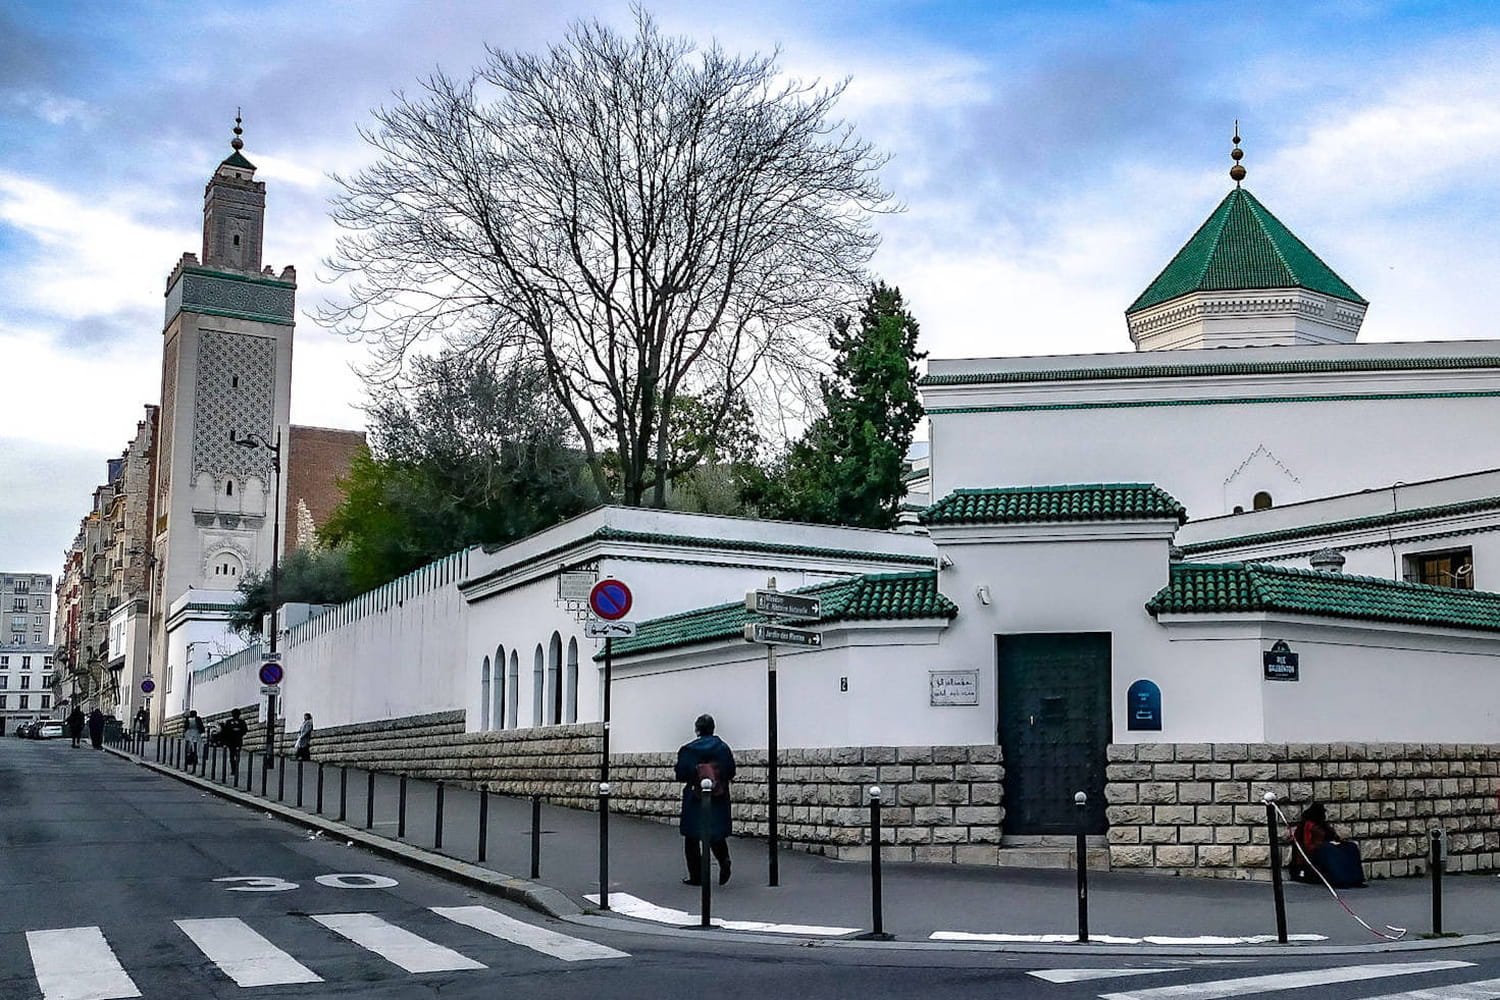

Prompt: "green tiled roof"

[1146,563,1500,633]
[919,356,1500,387]
[221,150,257,171]
[922,484,1187,527]
[1128,188,1365,314]
[604,571,956,659]
[1180,496,1500,556]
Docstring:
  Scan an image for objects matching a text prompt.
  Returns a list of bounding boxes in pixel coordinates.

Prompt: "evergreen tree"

[748,283,925,528]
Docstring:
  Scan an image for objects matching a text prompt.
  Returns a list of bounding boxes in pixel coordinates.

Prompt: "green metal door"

[997,632,1111,835]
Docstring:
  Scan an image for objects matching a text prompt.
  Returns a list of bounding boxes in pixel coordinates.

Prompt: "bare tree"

[322,10,893,507]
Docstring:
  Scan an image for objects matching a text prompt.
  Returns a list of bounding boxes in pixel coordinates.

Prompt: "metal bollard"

[1264,792,1289,944]
[699,777,713,928]
[1075,791,1090,943]
[365,771,375,830]
[339,766,348,822]
[530,795,542,879]
[210,745,218,782]
[277,755,286,801]
[598,782,611,910]
[478,787,489,862]
[398,776,408,838]
[1431,827,1445,935]
[435,781,445,850]
[856,786,893,940]
[296,758,304,808]
[316,763,325,814]
[260,749,268,796]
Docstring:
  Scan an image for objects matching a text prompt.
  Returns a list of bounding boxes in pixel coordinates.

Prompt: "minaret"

[152,115,296,723]
[1125,125,1368,351]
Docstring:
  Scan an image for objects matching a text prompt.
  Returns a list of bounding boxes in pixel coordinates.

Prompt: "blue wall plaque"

[1127,678,1162,731]
[1263,640,1300,681]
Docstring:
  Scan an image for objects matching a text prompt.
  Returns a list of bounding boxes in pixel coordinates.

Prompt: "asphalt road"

[6,737,1500,1000]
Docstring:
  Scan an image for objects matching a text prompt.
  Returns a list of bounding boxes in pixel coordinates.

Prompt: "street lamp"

[234,428,282,769]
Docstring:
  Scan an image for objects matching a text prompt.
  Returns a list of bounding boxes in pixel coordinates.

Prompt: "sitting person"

[1288,802,1365,888]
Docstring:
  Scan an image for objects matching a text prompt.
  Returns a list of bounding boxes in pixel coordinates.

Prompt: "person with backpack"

[183,710,206,769]
[1289,802,1365,888]
[220,708,249,780]
[675,713,735,886]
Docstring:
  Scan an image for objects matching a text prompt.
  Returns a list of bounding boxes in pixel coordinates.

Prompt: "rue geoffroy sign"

[929,670,979,706]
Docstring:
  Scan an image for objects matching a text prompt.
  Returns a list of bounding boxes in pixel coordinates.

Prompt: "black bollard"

[856,785,893,940]
[296,758,304,808]
[598,782,611,910]
[398,776,408,838]
[1264,792,1288,944]
[530,795,542,879]
[366,771,375,830]
[277,755,286,801]
[260,749,268,796]
[1075,791,1090,943]
[699,778,713,928]
[478,787,489,862]
[210,745,218,782]
[339,766,348,822]
[1431,827,1445,935]
[435,781,445,850]
[316,763,325,814]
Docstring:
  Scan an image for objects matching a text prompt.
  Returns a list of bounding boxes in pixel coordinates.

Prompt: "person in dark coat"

[87,708,105,749]
[1289,802,1365,887]
[675,713,735,886]
[220,708,249,780]
[68,706,85,748]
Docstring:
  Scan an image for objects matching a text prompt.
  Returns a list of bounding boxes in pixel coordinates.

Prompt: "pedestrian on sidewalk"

[184,710,205,768]
[87,708,104,749]
[67,706,85,748]
[675,713,735,886]
[220,708,248,779]
[133,706,149,739]
[294,713,313,761]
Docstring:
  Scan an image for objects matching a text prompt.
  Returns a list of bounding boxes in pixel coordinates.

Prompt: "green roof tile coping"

[1180,496,1500,555]
[922,484,1188,527]
[602,570,956,659]
[1127,187,1365,314]
[920,356,1500,388]
[1146,562,1500,634]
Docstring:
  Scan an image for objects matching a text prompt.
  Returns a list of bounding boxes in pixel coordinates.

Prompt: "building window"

[12,598,25,611]
[0,695,6,709]
[0,676,7,689]
[13,580,27,594]
[41,695,50,709]
[42,674,51,687]
[1404,547,1474,589]
[226,480,234,496]
[18,695,28,710]
[20,676,30,690]
[21,656,30,669]
[1252,491,1273,510]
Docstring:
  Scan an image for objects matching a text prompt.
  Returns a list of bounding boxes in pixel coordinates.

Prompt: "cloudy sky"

[3,0,1499,576]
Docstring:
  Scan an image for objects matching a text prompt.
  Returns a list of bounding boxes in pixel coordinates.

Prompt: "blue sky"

[3,0,1499,576]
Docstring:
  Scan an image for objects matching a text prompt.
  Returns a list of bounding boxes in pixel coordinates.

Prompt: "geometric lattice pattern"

[192,329,275,483]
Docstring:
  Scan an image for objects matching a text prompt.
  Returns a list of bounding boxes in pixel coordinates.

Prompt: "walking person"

[87,708,105,750]
[675,713,735,886]
[294,713,313,761]
[68,705,85,748]
[183,710,205,769]
[220,707,248,780]
[133,706,149,739]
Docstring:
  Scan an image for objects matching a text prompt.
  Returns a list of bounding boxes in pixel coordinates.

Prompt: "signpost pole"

[602,637,612,784]
[766,578,779,888]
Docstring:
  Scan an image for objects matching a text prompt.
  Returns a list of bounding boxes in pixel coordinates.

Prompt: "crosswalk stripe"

[1030,969,1174,984]
[309,912,486,973]
[1355,979,1500,1000]
[176,918,323,987]
[432,905,629,962]
[26,926,141,1000]
[1099,961,1475,1000]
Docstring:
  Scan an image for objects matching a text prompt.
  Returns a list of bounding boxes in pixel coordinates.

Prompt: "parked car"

[15,721,37,738]
[34,721,65,740]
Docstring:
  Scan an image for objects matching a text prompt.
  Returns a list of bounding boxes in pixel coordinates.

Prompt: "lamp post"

[234,428,282,770]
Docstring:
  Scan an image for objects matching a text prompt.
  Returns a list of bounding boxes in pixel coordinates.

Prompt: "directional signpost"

[588,579,634,785]
[744,582,822,887]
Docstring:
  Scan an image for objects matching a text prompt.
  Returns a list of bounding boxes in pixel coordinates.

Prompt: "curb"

[107,747,1500,958]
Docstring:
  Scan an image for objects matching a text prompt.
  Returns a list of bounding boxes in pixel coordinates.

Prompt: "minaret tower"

[152,115,296,722]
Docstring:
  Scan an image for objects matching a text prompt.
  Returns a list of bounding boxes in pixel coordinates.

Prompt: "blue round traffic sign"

[258,661,284,686]
[140,678,155,694]
[589,579,633,621]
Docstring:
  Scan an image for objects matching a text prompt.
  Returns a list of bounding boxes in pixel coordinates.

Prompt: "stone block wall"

[1106,742,1500,879]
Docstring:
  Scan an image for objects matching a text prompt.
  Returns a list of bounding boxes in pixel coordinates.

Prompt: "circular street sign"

[589,578,633,621]
[258,661,284,686]
[140,678,156,694]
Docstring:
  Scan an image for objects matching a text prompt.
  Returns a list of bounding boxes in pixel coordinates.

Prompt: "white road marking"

[1030,968,1175,984]
[176,918,323,987]
[433,905,628,961]
[309,912,486,973]
[584,892,858,936]
[26,926,141,1000]
[1356,979,1500,1000]
[1099,960,1474,1000]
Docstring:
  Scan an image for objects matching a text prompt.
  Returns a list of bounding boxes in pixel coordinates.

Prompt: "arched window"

[493,645,506,730]
[480,656,491,731]
[548,632,563,725]
[1253,491,1273,511]
[532,645,545,727]
[225,480,234,497]
[506,650,519,728]
[565,637,579,724]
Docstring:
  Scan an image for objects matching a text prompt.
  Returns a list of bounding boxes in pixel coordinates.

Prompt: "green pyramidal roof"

[221,150,257,171]
[1128,187,1365,314]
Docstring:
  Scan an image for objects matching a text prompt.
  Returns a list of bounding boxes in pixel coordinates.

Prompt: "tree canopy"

[228,546,358,638]
[322,10,893,508]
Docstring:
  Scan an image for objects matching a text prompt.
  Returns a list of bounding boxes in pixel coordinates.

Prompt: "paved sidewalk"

[115,735,1500,951]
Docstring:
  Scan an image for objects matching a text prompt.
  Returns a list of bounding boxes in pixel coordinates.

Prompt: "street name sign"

[745,590,821,620]
[743,622,822,647]
[585,619,638,639]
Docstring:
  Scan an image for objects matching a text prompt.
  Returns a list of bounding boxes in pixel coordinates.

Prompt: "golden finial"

[1229,120,1246,186]
[231,108,244,151]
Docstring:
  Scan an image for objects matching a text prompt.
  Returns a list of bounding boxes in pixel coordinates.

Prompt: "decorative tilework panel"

[192,330,275,483]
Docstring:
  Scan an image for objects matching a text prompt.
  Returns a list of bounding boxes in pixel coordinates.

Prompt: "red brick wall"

[285,426,366,552]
